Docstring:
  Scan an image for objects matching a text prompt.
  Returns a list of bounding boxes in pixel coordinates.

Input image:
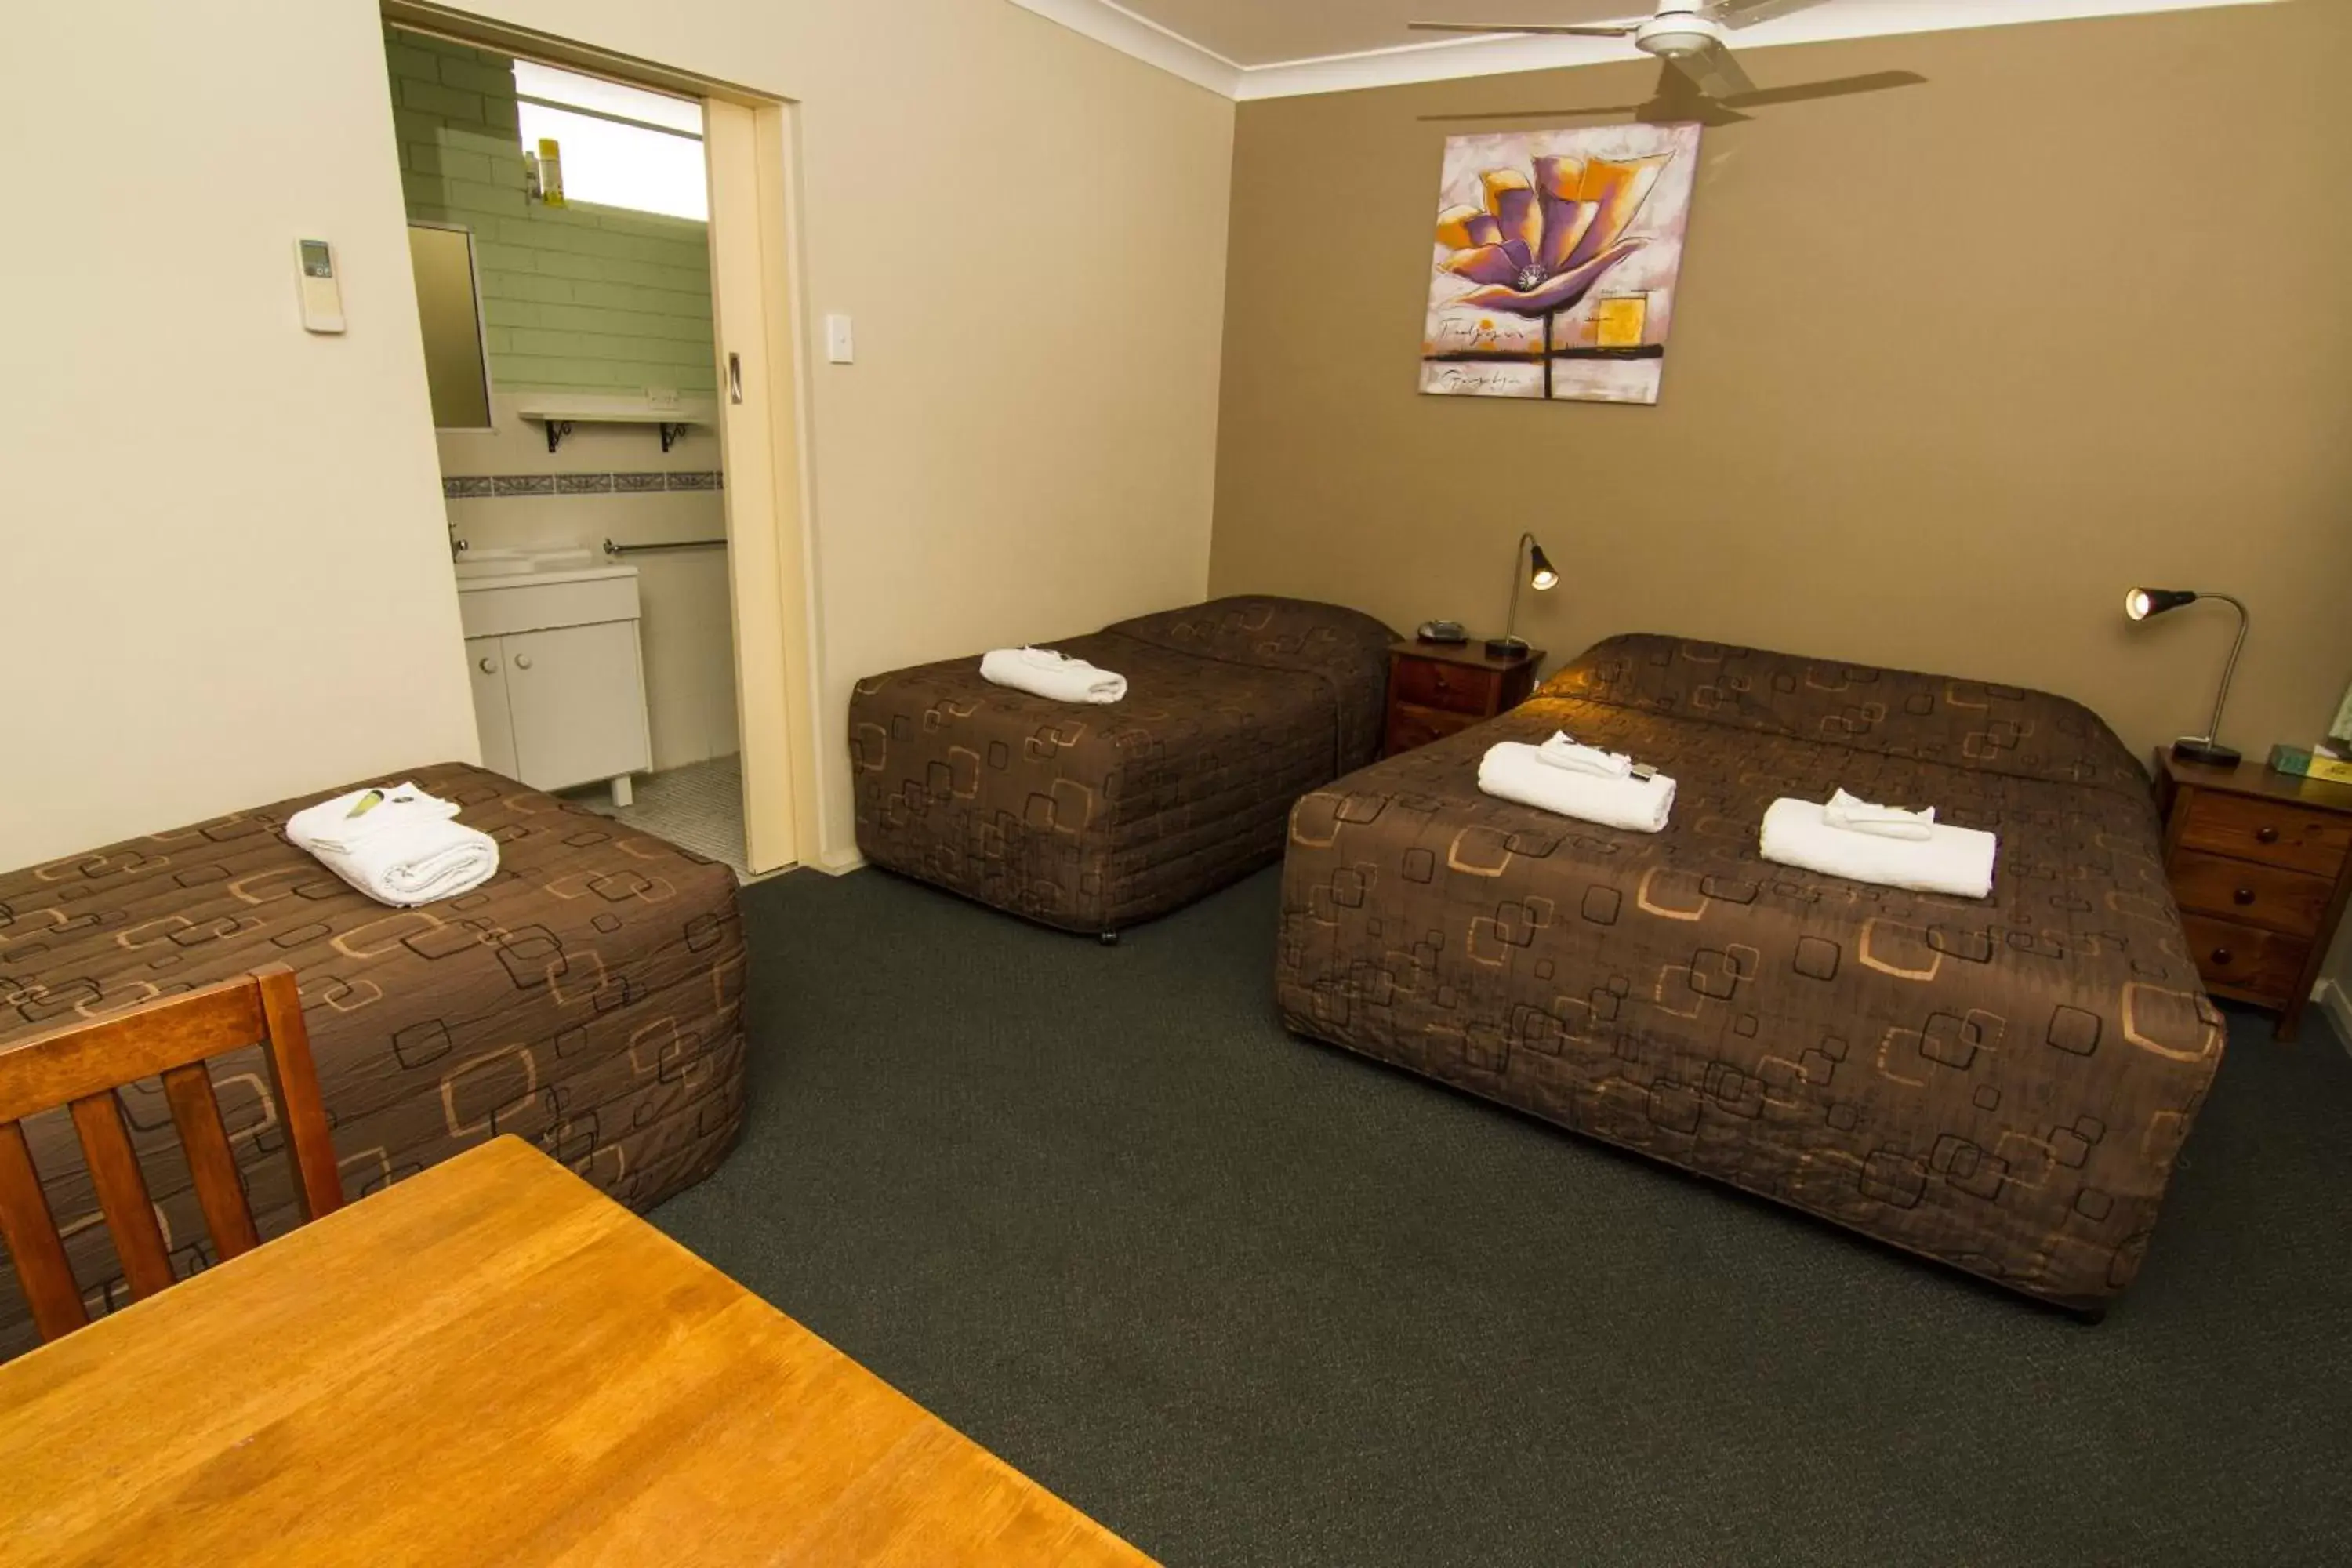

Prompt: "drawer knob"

[2256,826,2281,844]
[2210,947,2234,967]
[2234,886,2256,905]
[477,656,496,674]
[514,655,534,670]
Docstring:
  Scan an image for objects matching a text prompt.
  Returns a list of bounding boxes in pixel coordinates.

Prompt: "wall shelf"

[514,395,718,454]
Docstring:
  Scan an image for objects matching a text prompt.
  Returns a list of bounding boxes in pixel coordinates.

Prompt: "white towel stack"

[1479,741,1676,833]
[285,783,500,908]
[1822,788,1935,840]
[1759,797,1994,898]
[979,647,1127,704]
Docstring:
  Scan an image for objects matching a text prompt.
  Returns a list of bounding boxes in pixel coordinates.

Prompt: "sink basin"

[452,547,598,580]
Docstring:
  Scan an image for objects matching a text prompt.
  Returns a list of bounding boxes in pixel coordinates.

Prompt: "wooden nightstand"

[1383,640,1543,757]
[2154,750,2352,1040]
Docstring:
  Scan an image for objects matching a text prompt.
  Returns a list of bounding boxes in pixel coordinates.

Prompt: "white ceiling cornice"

[1007,0,2285,102]
[1007,0,1243,96]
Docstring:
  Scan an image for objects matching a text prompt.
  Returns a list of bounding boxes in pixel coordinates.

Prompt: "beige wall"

[1211,2,2352,770]
[0,0,1232,872]
[2,2,479,869]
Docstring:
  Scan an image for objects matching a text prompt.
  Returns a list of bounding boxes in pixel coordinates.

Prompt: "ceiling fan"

[1408,0,1832,99]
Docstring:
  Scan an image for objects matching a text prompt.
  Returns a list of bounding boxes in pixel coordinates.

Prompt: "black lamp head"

[1528,541,1559,591]
[2124,587,2198,622]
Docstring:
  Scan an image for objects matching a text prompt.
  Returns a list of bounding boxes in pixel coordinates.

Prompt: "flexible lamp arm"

[1504,532,1535,646]
[2197,593,2249,747]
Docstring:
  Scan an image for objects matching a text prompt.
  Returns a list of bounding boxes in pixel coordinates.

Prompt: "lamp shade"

[2124,587,2198,622]
[1528,543,1559,591]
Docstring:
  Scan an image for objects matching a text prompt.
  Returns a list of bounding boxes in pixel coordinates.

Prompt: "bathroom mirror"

[407,222,494,430]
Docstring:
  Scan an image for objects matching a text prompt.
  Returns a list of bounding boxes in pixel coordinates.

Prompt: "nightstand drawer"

[1384,703,1481,757]
[2177,790,2352,877]
[2180,913,2310,1001]
[1392,657,1499,716]
[2169,850,2333,935]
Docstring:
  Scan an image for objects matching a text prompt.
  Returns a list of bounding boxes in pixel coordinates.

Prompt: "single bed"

[1278,633,2224,1312]
[0,762,746,1358]
[851,596,1396,935]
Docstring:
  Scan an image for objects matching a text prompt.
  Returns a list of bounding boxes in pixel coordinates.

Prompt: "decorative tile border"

[443,471,724,501]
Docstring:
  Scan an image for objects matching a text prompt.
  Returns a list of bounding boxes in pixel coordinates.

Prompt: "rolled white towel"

[1824,787,1934,841]
[1760,797,1994,899]
[979,647,1127,704]
[286,783,499,908]
[1479,742,1675,833]
[1536,732,1633,778]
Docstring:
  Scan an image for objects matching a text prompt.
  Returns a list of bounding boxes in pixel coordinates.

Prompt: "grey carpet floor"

[653,865,2352,1567]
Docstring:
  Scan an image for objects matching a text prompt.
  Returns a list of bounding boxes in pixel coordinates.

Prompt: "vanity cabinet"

[459,568,651,802]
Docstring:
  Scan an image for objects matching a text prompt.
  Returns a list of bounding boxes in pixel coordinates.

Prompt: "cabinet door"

[503,621,652,791]
[466,637,520,781]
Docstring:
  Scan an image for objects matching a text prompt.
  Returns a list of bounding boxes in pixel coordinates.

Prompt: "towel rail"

[603,538,728,556]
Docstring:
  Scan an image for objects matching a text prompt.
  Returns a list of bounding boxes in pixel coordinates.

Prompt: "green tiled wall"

[384,28,716,397]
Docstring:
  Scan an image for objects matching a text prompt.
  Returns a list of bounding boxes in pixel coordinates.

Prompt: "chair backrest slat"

[0,1122,86,1341]
[66,1091,176,1300]
[160,1063,261,1261]
[0,964,343,1345]
[255,967,343,1224]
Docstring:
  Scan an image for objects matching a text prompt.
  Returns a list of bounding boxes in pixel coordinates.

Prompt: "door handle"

[728,351,743,404]
[514,655,533,670]
[477,656,497,674]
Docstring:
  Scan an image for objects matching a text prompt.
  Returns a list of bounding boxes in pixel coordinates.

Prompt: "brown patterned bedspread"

[1278,634,2224,1310]
[0,763,745,1358]
[851,597,1396,933]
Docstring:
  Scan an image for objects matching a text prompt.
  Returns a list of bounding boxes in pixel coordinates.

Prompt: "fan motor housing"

[1635,13,1724,58]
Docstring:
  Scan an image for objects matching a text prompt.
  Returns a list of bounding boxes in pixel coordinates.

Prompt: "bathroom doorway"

[381,10,816,882]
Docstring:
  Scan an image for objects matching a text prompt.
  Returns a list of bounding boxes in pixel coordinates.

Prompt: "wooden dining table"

[0,1136,1154,1566]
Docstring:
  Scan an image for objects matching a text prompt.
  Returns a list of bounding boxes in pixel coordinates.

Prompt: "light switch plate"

[825,314,854,364]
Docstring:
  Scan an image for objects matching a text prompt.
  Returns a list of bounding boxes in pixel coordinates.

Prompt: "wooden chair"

[0,964,342,1344]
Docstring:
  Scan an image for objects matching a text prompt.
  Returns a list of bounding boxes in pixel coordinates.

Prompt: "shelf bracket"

[544,419,575,455]
[659,422,688,452]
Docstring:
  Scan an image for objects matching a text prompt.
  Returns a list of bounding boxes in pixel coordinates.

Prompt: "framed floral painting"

[1420,122,1704,405]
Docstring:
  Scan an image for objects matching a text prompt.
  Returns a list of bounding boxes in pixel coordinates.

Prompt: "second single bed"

[851,596,1395,935]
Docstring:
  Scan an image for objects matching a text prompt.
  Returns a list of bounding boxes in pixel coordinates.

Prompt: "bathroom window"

[513,61,706,221]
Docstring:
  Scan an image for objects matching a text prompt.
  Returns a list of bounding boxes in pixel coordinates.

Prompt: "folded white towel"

[1536,732,1633,778]
[979,647,1127,704]
[1760,797,1994,899]
[1479,742,1675,833]
[1823,787,1935,841]
[285,784,499,908]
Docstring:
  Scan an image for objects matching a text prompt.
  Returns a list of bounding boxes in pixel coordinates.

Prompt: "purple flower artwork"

[1421,122,1703,405]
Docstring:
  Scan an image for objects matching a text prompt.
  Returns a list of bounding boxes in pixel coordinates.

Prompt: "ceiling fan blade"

[1406,21,1642,37]
[1718,68,1928,108]
[1669,38,1754,97]
[1710,0,1833,26]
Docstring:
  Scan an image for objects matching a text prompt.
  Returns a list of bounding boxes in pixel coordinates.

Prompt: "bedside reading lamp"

[2125,586,2249,767]
[1486,532,1558,659]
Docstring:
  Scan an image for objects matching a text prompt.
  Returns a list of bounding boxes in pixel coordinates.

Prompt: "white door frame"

[383,1,822,874]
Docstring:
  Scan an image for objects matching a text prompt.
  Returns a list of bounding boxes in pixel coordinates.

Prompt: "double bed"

[0,762,746,1357]
[851,596,1396,935]
[1278,633,2225,1312]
